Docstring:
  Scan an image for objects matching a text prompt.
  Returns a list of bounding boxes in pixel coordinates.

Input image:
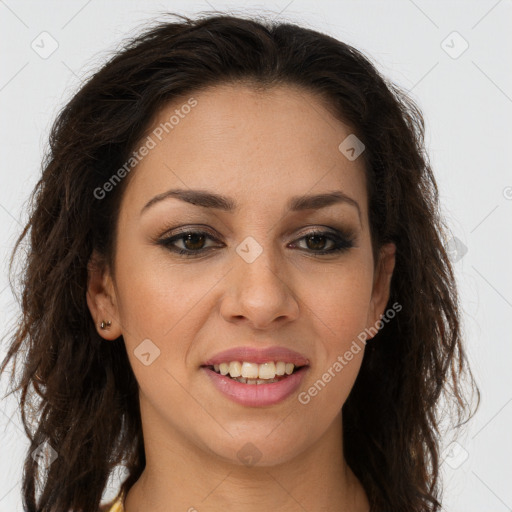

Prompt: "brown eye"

[157,229,221,257]
[157,227,355,258]
[181,232,207,251]
[304,234,331,251]
[289,229,355,256]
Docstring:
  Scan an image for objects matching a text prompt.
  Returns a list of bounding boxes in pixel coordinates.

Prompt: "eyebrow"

[140,188,362,224]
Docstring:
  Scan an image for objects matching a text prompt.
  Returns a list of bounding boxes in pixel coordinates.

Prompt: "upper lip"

[201,346,310,367]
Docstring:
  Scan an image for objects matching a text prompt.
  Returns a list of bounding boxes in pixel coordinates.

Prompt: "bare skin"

[87,83,395,511]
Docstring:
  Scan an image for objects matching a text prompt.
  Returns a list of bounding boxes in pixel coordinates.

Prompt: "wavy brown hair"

[1,12,479,512]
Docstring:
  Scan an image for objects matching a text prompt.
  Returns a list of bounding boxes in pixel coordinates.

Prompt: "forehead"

[121,83,368,221]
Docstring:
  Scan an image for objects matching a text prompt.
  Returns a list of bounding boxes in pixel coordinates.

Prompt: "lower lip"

[202,366,309,407]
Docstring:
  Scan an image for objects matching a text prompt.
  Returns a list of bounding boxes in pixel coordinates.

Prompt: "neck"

[124,404,369,512]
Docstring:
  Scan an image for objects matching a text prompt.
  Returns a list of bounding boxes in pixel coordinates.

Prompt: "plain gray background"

[1,1,511,510]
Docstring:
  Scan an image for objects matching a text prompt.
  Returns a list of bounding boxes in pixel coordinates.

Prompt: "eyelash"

[156,227,356,258]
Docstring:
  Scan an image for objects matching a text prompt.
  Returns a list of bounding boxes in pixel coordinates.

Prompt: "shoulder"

[99,490,125,512]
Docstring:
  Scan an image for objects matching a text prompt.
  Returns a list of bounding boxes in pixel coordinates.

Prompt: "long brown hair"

[1,12,479,512]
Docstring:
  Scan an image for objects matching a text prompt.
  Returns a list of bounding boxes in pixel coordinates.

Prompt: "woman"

[0,12,479,512]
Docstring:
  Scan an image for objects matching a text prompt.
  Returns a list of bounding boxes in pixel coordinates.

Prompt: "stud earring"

[100,320,112,330]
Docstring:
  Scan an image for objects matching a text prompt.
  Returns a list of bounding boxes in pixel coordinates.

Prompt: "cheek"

[304,262,373,404]
[113,248,225,388]
[113,238,207,336]
[310,263,373,342]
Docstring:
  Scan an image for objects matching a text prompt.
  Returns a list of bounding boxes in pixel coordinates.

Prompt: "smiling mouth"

[202,361,307,385]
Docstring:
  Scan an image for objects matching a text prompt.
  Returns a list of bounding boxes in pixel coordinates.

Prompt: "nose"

[219,245,300,330]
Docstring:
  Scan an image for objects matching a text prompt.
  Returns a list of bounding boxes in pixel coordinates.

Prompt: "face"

[87,83,395,467]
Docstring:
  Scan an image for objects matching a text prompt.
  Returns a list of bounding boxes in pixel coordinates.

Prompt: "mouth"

[201,361,309,385]
[200,346,310,405]
[201,361,310,407]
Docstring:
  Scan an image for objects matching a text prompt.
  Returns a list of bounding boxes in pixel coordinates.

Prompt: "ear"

[366,242,396,340]
[86,249,122,340]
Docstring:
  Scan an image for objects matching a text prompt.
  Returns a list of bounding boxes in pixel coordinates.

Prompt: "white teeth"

[211,361,299,380]
[231,376,281,384]
[228,361,242,377]
[241,362,259,379]
[258,362,276,379]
